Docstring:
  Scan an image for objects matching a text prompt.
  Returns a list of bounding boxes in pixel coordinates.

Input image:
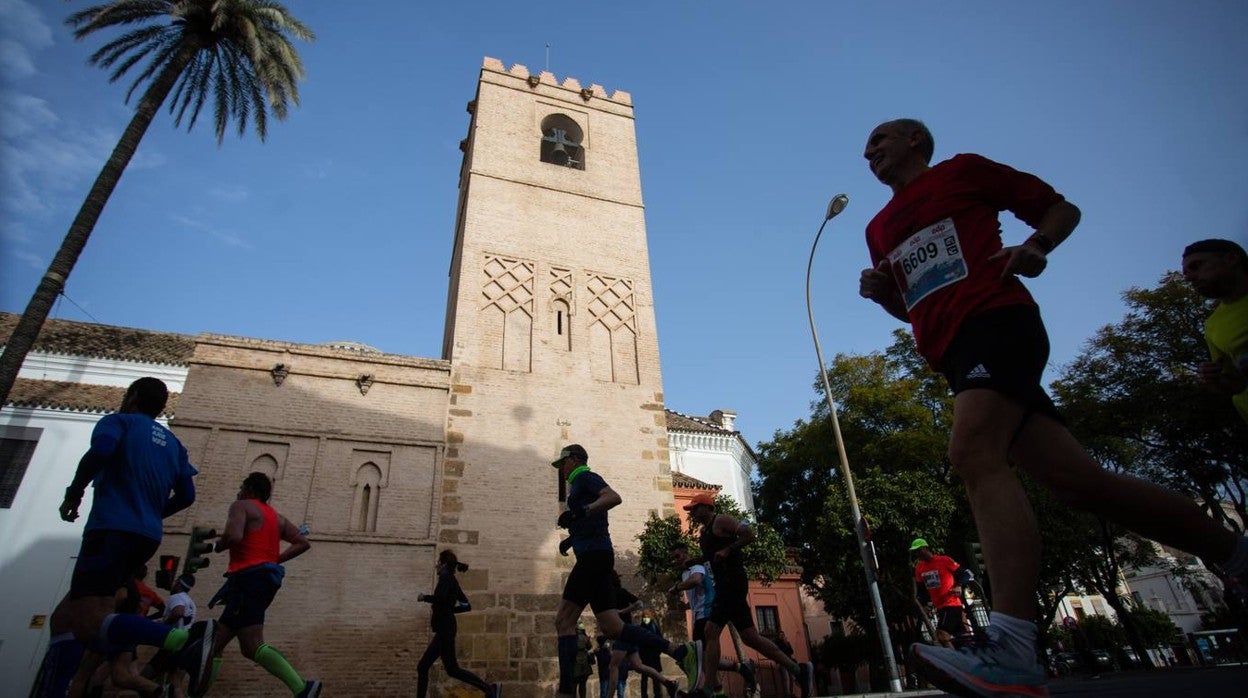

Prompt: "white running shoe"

[910,640,1049,697]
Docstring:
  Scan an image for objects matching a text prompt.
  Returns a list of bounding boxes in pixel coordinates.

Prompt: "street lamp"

[804,193,904,693]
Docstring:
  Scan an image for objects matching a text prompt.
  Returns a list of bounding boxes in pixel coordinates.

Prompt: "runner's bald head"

[883,118,934,163]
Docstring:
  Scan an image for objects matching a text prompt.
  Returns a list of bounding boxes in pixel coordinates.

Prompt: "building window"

[1,434,39,508]
[553,298,572,350]
[756,606,780,636]
[251,453,279,480]
[540,114,585,170]
[351,463,382,532]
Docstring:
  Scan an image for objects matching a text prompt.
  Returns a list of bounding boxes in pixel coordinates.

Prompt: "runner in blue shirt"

[45,377,216,697]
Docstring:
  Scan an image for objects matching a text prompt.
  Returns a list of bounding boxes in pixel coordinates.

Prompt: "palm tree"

[0,0,313,405]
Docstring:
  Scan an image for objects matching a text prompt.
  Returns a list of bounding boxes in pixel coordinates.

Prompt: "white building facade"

[665,409,756,514]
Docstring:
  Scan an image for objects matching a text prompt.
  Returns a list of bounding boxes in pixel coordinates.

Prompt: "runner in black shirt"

[684,493,812,698]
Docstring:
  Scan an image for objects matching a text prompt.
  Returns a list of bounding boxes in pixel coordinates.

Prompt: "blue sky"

[2,1,1246,446]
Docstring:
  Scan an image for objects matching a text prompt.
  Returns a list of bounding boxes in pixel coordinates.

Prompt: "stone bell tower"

[438,58,674,695]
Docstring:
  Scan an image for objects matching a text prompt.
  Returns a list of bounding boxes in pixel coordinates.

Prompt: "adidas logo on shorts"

[965,364,991,380]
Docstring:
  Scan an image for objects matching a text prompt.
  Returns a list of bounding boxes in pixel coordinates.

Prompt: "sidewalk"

[832,691,943,698]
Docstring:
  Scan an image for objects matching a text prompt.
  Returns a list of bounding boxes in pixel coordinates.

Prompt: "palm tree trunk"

[0,41,198,407]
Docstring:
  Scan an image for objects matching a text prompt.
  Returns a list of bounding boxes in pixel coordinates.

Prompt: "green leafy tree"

[1076,615,1124,650]
[756,330,965,676]
[635,511,694,588]
[633,494,788,642]
[1052,272,1248,529]
[1118,607,1181,647]
[0,1,314,405]
[1051,271,1246,662]
[634,494,789,587]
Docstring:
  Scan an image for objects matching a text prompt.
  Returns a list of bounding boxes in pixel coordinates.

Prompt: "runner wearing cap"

[910,539,973,648]
[683,493,813,698]
[550,445,702,698]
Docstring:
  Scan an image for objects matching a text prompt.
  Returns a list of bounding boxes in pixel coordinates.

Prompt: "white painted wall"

[18,352,186,392]
[1126,567,1207,634]
[669,430,756,514]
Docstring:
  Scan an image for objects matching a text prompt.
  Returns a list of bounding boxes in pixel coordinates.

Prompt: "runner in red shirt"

[198,472,321,698]
[858,118,1248,698]
[910,539,971,648]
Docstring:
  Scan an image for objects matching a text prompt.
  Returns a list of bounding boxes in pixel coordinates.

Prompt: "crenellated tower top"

[481,56,632,106]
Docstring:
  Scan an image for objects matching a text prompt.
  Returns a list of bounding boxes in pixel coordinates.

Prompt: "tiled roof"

[665,408,757,461]
[665,409,732,434]
[6,377,179,417]
[672,471,720,491]
[0,312,195,366]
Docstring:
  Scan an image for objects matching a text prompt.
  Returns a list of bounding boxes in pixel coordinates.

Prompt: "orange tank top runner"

[227,499,280,573]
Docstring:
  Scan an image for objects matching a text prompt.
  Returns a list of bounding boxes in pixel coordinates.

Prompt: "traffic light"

[964,541,986,578]
[155,555,180,591]
[184,526,216,575]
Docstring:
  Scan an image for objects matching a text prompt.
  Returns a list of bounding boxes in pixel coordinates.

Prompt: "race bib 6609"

[887,217,968,310]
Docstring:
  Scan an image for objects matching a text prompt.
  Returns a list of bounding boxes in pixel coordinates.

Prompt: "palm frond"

[123,34,181,103]
[88,24,166,68]
[67,1,174,39]
[104,33,168,83]
[72,0,312,143]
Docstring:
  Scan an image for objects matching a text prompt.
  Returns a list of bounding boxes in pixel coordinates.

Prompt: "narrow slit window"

[552,299,572,350]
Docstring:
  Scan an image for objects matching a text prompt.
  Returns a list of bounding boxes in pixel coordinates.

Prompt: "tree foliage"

[633,494,789,588]
[1052,272,1248,530]
[755,330,966,649]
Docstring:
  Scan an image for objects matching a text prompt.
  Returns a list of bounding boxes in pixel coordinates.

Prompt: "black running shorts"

[563,549,619,615]
[708,579,754,631]
[938,304,1063,422]
[692,617,709,642]
[935,606,967,636]
[69,530,160,599]
[220,566,281,630]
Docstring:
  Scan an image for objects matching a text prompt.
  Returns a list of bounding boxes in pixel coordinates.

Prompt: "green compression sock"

[161,627,189,652]
[253,643,306,694]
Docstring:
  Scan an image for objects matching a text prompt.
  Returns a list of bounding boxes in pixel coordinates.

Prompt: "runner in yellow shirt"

[1182,239,1248,423]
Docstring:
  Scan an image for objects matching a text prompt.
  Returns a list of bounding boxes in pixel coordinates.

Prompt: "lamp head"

[826,194,849,221]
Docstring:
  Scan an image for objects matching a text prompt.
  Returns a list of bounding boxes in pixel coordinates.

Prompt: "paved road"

[839,664,1247,697]
[1047,665,1246,697]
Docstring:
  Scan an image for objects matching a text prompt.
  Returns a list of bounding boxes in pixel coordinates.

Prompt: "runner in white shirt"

[165,575,198,629]
[149,575,198,698]
[668,543,756,696]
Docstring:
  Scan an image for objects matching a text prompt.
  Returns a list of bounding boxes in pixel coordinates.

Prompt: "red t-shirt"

[135,580,164,616]
[914,554,963,609]
[865,153,1065,367]
[227,499,280,573]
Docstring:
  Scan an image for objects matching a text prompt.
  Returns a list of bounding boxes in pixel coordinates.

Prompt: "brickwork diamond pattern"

[482,255,534,317]
[586,274,635,331]
[549,267,573,302]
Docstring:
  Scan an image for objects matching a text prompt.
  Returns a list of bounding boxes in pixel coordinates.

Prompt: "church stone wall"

[163,335,452,695]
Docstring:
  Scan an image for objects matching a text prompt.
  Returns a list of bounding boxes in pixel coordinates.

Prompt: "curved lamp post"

[805,194,903,693]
